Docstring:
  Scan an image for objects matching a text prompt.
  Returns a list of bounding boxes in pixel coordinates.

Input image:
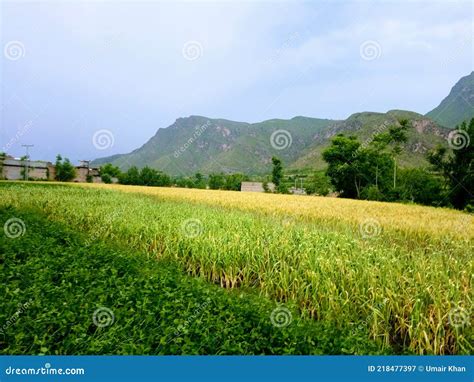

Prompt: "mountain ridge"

[93,72,474,175]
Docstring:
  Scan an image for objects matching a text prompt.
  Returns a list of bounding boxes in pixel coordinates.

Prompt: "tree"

[209,173,225,190]
[373,119,409,188]
[119,166,141,185]
[191,173,205,189]
[100,163,121,179]
[322,134,393,199]
[397,168,445,206]
[271,156,284,192]
[223,173,248,191]
[55,155,76,182]
[305,172,331,196]
[427,118,474,209]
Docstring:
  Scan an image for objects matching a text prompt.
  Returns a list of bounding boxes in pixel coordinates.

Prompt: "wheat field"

[1,182,472,355]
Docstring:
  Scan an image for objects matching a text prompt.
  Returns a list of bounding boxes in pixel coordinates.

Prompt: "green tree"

[271,157,284,192]
[209,173,225,190]
[119,166,141,185]
[373,119,409,189]
[223,173,248,191]
[397,168,445,206]
[100,163,122,178]
[427,118,474,209]
[305,172,331,196]
[322,134,393,199]
[55,155,76,182]
[193,173,207,189]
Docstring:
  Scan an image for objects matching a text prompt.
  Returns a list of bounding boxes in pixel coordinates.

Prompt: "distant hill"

[94,72,474,175]
[289,110,449,171]
[92,116,338,176]
[426,71,474,128]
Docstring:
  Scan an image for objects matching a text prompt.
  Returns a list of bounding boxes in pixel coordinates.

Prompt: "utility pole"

[21,144,34,181]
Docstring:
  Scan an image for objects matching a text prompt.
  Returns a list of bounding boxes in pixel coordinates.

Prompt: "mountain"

[92,116,338,175]
[426,71,474,128]
[93,111,448,175]
[94,72,474,176]
[289,110,449,171]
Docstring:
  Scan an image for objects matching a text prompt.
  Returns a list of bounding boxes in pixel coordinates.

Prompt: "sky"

[1,0,473,163]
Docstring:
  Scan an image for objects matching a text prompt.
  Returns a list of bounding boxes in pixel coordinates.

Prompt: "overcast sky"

[1,0,472,162]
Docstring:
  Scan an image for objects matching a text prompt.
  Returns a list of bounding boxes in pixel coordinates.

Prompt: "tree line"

[27,117,474,211]
[321,117,474,210]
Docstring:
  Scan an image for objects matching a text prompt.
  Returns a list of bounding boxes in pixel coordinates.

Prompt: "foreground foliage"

[0,206,377,355]
[0,182,472,355]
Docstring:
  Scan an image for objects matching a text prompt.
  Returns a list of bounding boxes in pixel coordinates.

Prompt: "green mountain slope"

[93,111,449,175]
[92,116,338,175]
[289,110,449,171]
[426,71,474,128]
[94,71,474,175]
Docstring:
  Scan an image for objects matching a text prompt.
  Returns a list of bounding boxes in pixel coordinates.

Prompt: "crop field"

[0,182,472,355]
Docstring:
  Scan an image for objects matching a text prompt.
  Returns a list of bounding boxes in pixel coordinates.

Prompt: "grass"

[0,205,377,355]
[0,181,472,355]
